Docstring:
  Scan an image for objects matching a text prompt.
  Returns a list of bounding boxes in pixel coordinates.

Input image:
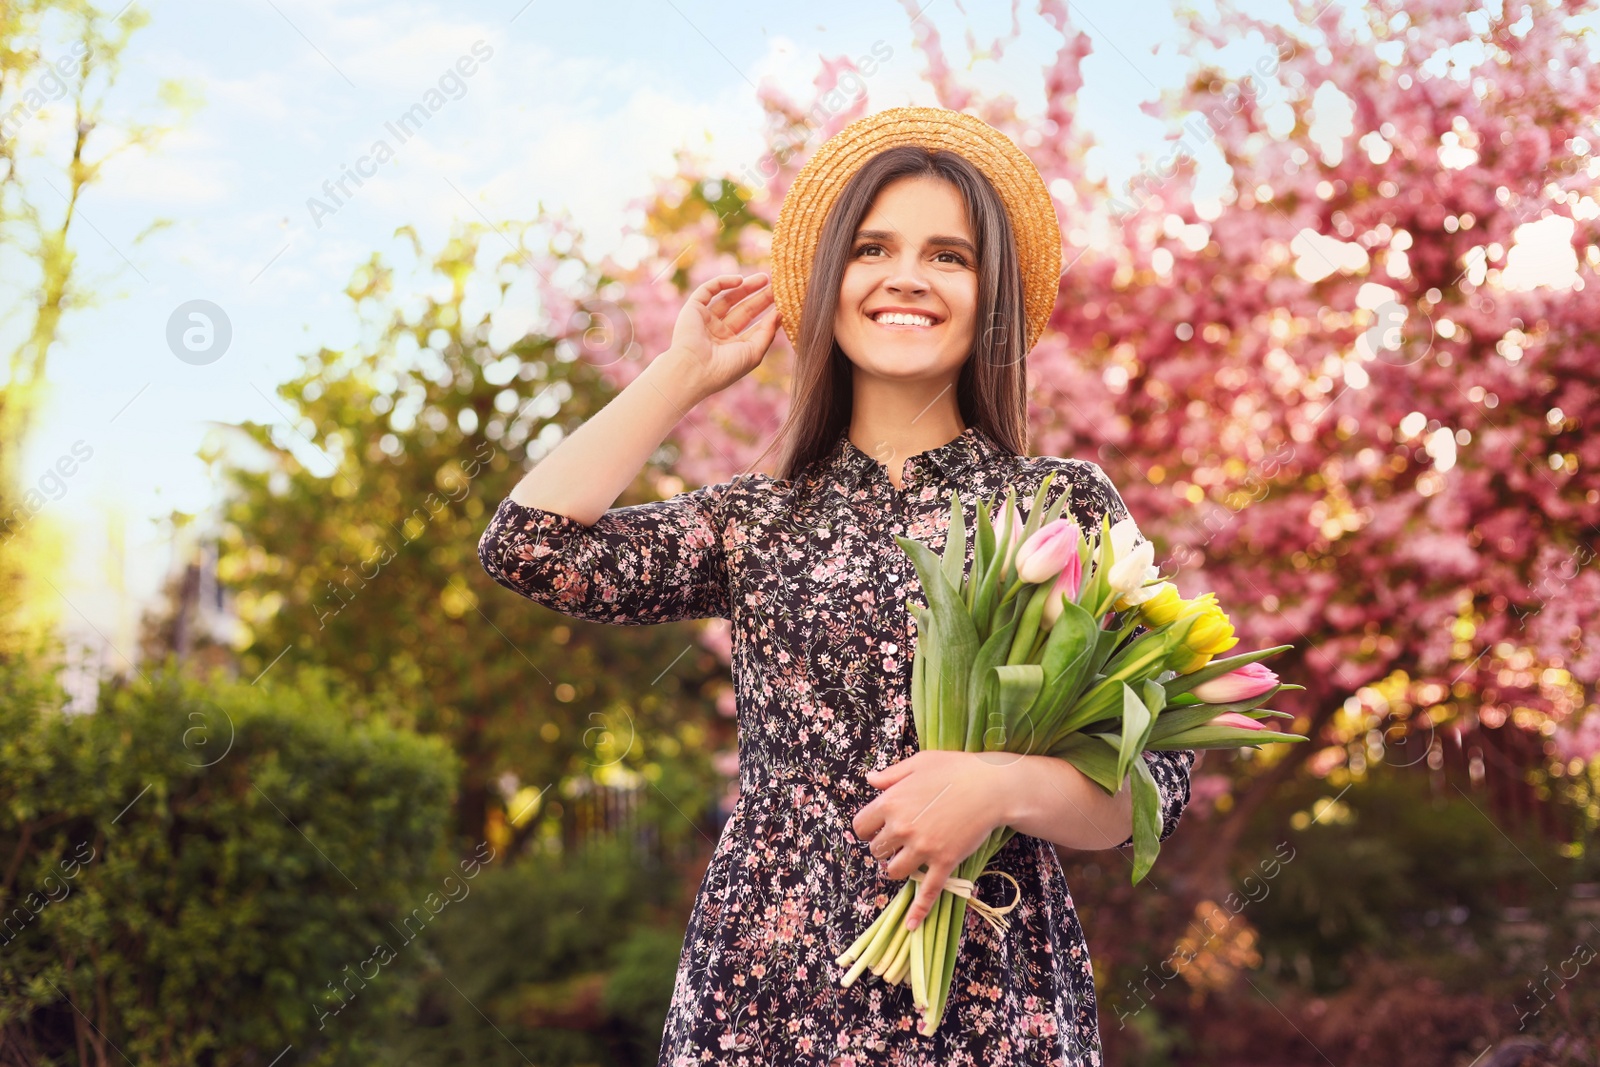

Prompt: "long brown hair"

[750,144,1036,482]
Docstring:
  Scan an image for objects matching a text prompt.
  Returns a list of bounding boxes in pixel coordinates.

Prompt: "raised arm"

[502,272,777,523]
[477,272,780,625]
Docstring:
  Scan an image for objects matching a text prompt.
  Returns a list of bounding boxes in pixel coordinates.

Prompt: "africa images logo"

[306,39,494,229]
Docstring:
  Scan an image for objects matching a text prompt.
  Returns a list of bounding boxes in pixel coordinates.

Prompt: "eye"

[853,243,970,267]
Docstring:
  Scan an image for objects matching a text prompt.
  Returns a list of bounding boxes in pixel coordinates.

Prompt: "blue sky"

[9,0,1301,675]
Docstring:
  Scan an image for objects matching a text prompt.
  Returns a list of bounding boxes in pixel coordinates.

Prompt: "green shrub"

[375,833,684,1067]
[0,657,459,1065]
[1241,765,1570,990]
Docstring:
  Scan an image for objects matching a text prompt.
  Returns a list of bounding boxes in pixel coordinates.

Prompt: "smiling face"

[831,175,979,388]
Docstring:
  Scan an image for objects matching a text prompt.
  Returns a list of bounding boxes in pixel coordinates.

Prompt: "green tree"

[194,222,733,849]
[0,0,185,655]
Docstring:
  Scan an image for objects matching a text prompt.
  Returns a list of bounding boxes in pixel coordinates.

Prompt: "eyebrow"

[853,228,977,257]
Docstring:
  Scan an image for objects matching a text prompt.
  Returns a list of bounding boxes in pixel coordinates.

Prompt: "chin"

[853,351,961,380]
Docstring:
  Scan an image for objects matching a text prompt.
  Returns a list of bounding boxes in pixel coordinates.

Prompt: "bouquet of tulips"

[835,472,1306,1035]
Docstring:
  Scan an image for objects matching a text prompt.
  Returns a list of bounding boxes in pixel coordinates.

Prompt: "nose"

[884,249,930,297]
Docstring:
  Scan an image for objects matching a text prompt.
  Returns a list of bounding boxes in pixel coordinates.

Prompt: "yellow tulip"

[1137,583,1186,626]
[1186,610,1238,655]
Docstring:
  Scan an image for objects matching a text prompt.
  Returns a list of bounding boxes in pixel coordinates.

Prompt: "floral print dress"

[477,424,1195,1067]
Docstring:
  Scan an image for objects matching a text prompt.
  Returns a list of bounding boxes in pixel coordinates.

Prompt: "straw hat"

[770,106,1063,354]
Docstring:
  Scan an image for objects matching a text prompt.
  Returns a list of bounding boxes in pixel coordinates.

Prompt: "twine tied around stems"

[908,867,1022,934]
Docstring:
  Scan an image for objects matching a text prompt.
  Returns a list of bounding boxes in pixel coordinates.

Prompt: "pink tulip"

[1208,711,1268,731]
[1191,662,1279,704]
[1015,520,1082,584]
[1040,551,1084,629]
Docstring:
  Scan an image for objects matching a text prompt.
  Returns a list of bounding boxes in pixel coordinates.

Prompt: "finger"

[705,271,768,303]
[870,823,900,861]
[719,285,775,336]
[876,834,903,873]
[705,273,768,313]
[759,302,781,344]
[905,858,953,932]
[852,801,886,843]
[740,300,777,337]
[867,839,894,872]
[744,301,780,351]
[865,754,919,789]
[692,273,746,304]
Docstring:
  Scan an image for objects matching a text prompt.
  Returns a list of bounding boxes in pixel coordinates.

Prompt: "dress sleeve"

[476,480,732,625]
[1043,459,1198,849]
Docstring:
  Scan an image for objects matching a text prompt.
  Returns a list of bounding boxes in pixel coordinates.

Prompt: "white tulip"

[1120,578,1171,606]
[1107,517,1142,563]
[1107,539,1155,595]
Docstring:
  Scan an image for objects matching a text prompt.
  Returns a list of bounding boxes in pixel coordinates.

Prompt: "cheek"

[835,272,883,343]
[943,306,978,348]
[836,268,872,311]
[948,286,980,346]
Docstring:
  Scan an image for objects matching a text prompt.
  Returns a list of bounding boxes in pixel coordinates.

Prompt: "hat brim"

[770,106,1063,355]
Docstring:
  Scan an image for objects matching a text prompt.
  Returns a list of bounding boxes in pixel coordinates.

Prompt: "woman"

[477,106,1196,1066]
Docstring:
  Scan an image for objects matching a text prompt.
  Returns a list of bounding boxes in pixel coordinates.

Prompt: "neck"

[846,377,967,488]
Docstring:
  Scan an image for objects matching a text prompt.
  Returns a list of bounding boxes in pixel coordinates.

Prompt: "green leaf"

[911,609,931,744]
[1138,679,1165,751]
[1005,583,1050,668]
[1037,470,1073,528]
[1090,624,1124,676]
[1128,750,1162,884]
[1097,622,1174,681]
[1146,703,1229,740]
[988,664,1045,753]
[897,536,980,750]
[1017,470,1055,548]
[1114,683,1152,788]
[970,499,994,612]
[941,490,968,596]
[1051,627,1175,741]
[1024,601,1100,726]
[974,487,1019,634]
[1051,733,1122,793]
[1076,513,1115,617]
[1148,686,1283,740]
[1146,725,1310,750]
[967,615,1021,750]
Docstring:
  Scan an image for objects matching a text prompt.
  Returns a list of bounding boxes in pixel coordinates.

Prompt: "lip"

[865,307,943,329]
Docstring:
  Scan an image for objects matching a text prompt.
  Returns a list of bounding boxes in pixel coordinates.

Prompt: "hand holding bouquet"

[835,472,1306,1035]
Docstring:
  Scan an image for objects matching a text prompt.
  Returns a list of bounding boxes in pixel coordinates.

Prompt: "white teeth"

[872,312,936,327]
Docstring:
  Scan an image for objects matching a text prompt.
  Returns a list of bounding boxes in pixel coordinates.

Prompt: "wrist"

[651,347,715,406]
[992,752,1040,830]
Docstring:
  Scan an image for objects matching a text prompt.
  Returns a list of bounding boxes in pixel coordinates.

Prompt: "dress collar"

[819,425,1007,492]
